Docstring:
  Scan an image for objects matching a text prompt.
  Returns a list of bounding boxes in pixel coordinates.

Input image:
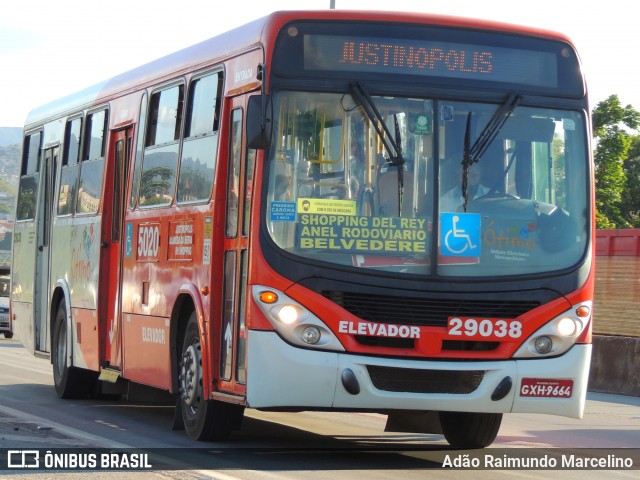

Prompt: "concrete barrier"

[588,335,640,397]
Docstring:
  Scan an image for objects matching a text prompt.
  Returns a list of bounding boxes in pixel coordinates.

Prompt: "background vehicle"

[0,273,12,339]
[11,10,594,448]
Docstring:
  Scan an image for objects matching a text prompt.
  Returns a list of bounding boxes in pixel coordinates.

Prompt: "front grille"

[324,290,539,327]
[354,335,414,349]
[367,365,484,394]
[442,340,500,351]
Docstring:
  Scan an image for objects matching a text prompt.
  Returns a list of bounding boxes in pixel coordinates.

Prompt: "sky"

[1,0,637,127]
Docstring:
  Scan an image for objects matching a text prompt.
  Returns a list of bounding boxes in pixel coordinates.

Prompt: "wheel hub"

[179,343,202,407]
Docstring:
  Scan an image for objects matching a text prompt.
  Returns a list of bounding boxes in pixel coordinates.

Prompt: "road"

[0,337,638,479]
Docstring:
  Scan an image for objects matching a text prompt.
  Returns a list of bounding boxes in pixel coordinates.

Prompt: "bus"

[10,10,594,448]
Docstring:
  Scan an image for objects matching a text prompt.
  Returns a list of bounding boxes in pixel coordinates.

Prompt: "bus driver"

[440,162,489,212]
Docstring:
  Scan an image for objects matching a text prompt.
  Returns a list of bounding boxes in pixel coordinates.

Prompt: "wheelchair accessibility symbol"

[441,213,481,256]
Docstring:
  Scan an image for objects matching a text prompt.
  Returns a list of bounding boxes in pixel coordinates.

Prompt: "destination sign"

[297,213,428,254]
[303,34,558,88]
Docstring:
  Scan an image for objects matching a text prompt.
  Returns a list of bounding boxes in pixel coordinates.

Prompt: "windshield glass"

[265,91,588,277]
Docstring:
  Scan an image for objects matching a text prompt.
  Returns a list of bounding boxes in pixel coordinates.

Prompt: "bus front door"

[218,97,254,397]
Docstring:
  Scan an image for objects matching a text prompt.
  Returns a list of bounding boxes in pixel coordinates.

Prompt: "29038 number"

[447,317,522,340]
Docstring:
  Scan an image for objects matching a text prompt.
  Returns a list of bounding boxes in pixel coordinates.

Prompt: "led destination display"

[303,34,558,87]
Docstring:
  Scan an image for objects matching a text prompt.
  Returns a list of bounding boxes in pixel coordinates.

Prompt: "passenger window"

[226,109,242,237]
[146,85,183,146]
[83,109,106,161]
[58,117,82,215]
[177,72,222,203]
[77,109,107,214]
[139,85,183,207]
[130,93,148,209]
[185,73,221,136]
[16,132,41,221]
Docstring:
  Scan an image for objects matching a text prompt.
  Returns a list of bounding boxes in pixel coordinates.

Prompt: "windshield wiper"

[349,82,406,216]
[461,93,521,212]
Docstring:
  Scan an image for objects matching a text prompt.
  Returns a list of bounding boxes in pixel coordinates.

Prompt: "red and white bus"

[11,10,594,448]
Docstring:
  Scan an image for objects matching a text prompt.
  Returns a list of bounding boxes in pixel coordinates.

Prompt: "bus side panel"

[122,312,172,390]
[70,307,99,370]
[10,302,34,352]
[49,216,102,371]
[10,221,37,353]
[51,217,102,310]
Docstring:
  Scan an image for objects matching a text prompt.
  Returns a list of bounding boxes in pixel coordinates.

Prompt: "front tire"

[52,299,96,398]
[439,411,502,449]
[179,312,243,441]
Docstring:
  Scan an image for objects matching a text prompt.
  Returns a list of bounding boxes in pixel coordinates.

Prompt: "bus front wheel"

[52,299,96,398]
[179,312,243,441]
[439,411,502,449]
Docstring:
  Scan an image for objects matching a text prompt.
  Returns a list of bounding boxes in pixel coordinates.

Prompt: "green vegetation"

[593,95,640,228]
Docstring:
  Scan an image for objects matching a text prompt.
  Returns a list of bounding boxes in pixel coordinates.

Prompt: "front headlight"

[513,301,591,358]
[252,286,345,351]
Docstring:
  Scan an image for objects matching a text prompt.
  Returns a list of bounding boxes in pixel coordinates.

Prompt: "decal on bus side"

[234,68,253,83]
[142,326,166,345]
[168,221,194,260]
[137,224,160,261]
[203,217,212,265]
[125,223,133,258]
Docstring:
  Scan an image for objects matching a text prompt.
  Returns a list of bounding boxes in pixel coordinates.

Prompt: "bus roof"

[24,10,575,128]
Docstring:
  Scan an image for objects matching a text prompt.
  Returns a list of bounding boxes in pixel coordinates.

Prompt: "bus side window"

[177,72,222,203]
[139,85,183,207]
[16,131,42,221]
[130,93,148,210]
[58,116,82,216]
[226,109,242,237]
[76,109,107,214]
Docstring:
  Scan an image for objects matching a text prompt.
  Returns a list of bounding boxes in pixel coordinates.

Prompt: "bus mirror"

[247,94,273,149]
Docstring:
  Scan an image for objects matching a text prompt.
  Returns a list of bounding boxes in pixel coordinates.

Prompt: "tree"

[139,166,175,206]
[592,95,640,228]
[620,136,640,226]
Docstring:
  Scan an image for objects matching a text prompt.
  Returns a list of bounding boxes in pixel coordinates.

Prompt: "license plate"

[520,378,573,398]
[0,313,9,327]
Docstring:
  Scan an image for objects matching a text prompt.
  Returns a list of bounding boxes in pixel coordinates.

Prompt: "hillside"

[0,127,21,147]
[0,143,20,181]
[0,144,20,209]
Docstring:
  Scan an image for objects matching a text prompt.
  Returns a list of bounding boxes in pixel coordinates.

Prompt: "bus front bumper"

[246,330,591,419]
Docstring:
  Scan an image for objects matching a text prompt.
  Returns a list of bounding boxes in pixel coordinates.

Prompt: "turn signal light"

[259,290,278,304]
[576,305,590,318]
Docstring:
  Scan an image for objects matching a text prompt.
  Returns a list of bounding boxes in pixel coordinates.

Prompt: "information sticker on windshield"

[446,317,522,341]
[520,378,573,398]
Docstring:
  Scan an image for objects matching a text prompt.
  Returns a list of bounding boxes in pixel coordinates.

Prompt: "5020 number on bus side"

[138,225,161,259]
[447,317,522,341]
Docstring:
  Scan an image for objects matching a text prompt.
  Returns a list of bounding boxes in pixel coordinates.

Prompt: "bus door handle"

[101,242,109,249]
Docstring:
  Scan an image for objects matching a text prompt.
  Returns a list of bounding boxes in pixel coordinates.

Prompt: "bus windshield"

[265,90,589,277]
